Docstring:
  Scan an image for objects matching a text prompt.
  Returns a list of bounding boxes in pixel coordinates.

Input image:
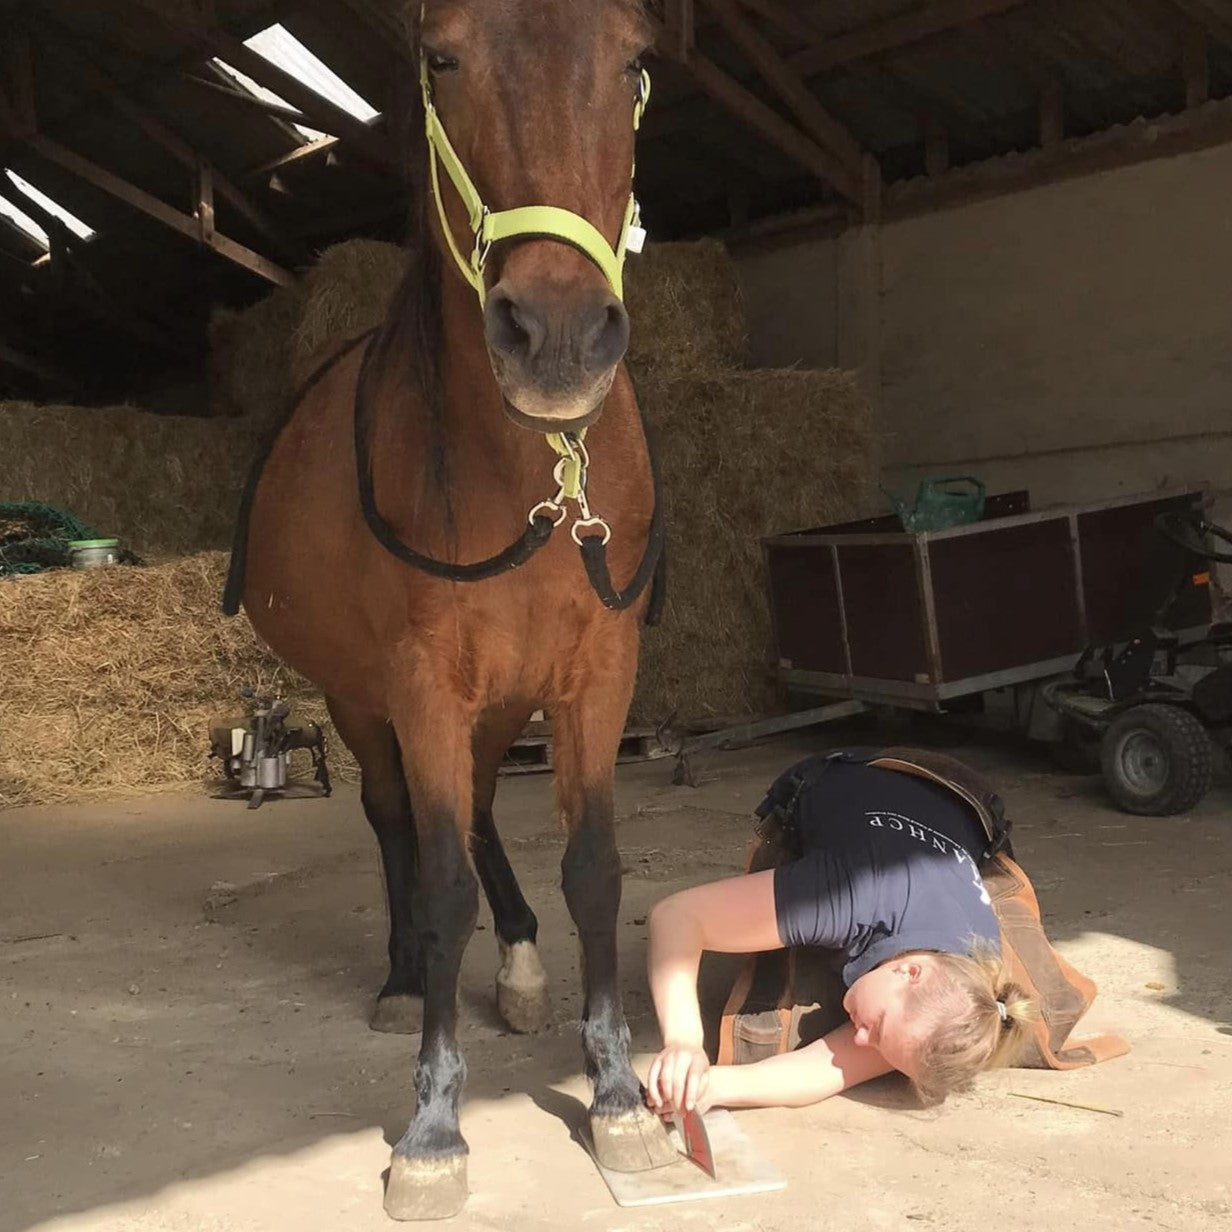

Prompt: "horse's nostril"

[586,297,630,372]
[484,289,533,361]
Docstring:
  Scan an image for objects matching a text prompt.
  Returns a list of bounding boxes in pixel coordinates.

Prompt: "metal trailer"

[668,487,1211,783]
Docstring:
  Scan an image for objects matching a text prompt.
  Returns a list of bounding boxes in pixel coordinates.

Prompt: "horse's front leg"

[553,636,677,1172]
[383,674,479,1221]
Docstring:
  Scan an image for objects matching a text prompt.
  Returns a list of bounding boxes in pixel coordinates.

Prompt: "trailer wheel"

[1100,704,1213,816]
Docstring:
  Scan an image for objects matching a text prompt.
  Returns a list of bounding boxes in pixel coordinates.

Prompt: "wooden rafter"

[35,24,309,267]
[244,135,340,180]
[190,28,395,169]
[181,71,320,126]
[26,135,294,286]
[666,0,697,60]
[647,12,862,204]
[736,0,827,46]
[671,50,862,202]
[702,0,868,180]
[4,183,193,357]
[791,0,1034,76]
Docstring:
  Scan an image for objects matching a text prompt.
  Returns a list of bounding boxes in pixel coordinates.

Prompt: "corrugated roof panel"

[4,171,95,241]
[244,24,380,123]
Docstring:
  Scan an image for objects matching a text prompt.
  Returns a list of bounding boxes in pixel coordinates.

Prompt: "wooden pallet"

[499,722,669,775]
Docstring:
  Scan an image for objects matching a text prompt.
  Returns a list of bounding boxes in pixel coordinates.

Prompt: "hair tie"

[995,999,1009,1023]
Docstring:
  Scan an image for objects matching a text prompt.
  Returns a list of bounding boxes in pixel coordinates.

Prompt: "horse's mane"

[364,7,449,495]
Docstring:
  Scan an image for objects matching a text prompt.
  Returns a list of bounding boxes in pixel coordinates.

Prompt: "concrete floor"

[3,725,1231,1232]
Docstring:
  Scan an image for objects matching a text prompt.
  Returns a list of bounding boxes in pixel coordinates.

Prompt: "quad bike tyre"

[1099,703,1213,816]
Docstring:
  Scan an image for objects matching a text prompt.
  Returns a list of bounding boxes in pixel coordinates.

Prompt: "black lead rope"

[354,335,666,609]
[223,331,667,619]
[353,336,562,581]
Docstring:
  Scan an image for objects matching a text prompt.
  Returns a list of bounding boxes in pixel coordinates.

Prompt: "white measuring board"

[588,1110,786,1208]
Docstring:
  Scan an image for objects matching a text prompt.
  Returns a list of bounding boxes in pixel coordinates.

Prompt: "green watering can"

[885,476,986,534]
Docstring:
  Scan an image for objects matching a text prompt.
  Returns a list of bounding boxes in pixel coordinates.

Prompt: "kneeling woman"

[644,755,1037,1116]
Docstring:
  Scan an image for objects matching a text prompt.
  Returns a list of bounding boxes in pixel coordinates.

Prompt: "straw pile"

[0,402,259,558]
[632,369,878,723]
[0,553,356,808]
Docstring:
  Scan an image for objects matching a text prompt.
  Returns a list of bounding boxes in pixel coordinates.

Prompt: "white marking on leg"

[498,939,547,995]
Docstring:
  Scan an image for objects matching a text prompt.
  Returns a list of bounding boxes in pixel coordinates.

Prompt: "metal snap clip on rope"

[528,500,568,529]
[572,516,612,547]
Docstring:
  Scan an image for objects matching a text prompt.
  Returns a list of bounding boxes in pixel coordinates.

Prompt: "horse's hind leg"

[553,660,676,1173]
[325,697,423,1035]
[472,705,550,1033]
[384,679,478,1221]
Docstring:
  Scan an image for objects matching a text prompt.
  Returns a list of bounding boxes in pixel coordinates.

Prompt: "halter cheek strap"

[419,55,649,304]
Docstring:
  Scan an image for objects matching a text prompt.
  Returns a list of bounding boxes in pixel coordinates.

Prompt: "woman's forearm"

[705,1023,894,1109]
[647,896,705,1047]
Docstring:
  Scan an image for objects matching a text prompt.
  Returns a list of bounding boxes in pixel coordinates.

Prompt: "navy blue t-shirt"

[772,760,1000,986]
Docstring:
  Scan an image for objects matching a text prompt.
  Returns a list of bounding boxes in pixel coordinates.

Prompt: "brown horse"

[226,0,674,1220]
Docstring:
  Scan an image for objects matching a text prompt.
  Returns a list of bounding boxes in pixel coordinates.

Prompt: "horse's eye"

[426,50,459,73]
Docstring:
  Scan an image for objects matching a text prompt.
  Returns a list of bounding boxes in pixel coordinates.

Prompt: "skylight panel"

[4,170,95,242]
[244,24,379,124]
[0,192,49,251]
[211,58,327,143]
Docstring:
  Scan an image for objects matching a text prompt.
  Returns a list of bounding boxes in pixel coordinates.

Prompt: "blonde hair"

[907,945,1039,1103]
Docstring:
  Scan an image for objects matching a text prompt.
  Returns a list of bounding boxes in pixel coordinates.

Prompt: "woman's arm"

[703,1022,895,1111]
[645,871,783,1112]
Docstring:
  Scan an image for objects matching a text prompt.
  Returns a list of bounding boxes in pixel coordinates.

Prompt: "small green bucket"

[886,477,986,534]
[68,538,120,569]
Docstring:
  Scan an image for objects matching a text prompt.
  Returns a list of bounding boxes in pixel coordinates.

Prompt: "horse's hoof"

[591,1106,679,1172]
[496,940,550,1033]
[384,1153,468,1221]
[370,993,424,1035]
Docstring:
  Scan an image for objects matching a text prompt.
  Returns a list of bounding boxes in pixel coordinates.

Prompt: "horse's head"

[418,0,653,431]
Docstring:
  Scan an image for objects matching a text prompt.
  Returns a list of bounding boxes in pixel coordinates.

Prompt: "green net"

[0,502,98,577]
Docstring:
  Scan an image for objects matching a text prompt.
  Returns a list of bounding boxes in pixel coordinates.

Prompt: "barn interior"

[2,3,1230,1230]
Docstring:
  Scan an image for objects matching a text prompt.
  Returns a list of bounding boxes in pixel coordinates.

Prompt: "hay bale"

[289,239,407,385]
[207,238,746,419]
[207,288,298,421]
[630,368,881,725]
[0,553,355,807]
[625,239,747,375]
[0,403,259,558]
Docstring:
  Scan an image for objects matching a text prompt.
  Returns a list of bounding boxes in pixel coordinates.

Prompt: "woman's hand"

[645,1043,712,1116]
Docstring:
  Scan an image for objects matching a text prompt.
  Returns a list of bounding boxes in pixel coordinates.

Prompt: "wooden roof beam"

[190,27,395,170]
[791,0,1035,76]
[26,134,295,286]
[736,0,828,46]
[648,13,864,205]
[702,0,870,180]
[115,0,395,169]
[35,23,310,267]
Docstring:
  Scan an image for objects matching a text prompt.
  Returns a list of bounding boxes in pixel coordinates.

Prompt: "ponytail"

[908,945,1039,1103]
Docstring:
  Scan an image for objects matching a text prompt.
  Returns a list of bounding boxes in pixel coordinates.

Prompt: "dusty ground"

[3,723,1231,1232]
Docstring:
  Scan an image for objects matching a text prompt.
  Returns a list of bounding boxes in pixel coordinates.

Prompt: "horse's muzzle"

[484,280,629,430]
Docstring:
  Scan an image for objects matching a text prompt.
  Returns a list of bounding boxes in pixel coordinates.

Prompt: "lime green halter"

[419,55,650,305]
[419,53,650,495]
